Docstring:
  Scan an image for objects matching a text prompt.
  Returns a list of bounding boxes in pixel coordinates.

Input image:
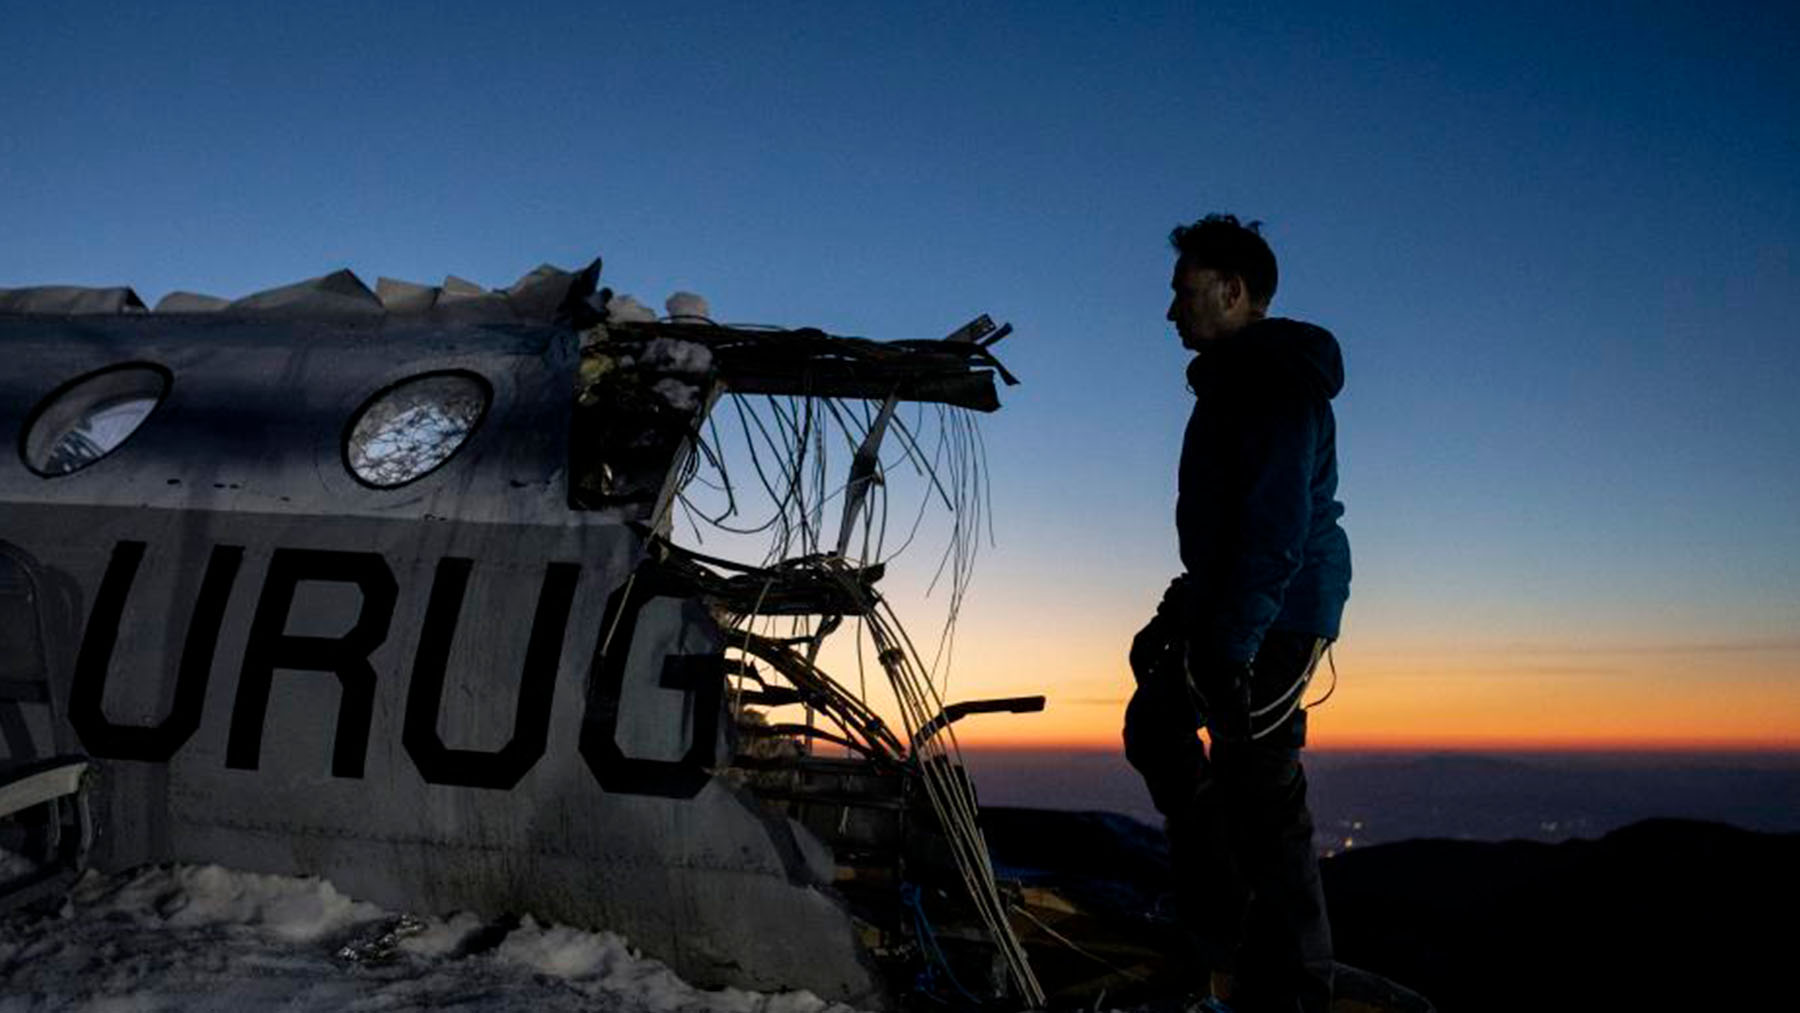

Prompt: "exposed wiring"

[1251,638,1329,741]
[1304,643,1339,710]
[1007,902,1150,984]
[903,883,987,1006]
[652,340,1038,1005]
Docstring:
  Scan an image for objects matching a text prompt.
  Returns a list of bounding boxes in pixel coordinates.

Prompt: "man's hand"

[1129,577,1193,685]
[1186,650,1253,741]
[1129,614,1175,685]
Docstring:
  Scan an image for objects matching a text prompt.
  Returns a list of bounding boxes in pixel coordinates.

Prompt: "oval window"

[344,372,490,488]
[22,364,171,477]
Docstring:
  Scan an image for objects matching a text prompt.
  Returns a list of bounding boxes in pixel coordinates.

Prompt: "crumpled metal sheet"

[0,286,146,315]
[1,258,602,326]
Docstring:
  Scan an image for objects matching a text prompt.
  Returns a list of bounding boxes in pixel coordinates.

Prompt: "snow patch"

[0,864,871,1013]
[78,864,383,942]
[395,909,483,958]
[606,294,657,323]
[489,915,843,1013]
[643,336,714,374]
[495,915,627,978]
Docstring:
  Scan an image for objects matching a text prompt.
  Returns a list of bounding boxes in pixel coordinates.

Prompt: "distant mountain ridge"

[962,748,1800,847]
[1304,752,1800,846]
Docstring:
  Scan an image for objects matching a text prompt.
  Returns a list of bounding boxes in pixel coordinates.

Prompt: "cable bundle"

[828,564,1044,1006]
[653,367,1041,1005]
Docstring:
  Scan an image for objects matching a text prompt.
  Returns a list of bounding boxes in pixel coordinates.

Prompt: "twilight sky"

[4,1,1796,749]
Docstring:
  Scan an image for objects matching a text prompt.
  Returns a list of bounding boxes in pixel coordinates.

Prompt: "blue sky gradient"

[4,1,1796,745]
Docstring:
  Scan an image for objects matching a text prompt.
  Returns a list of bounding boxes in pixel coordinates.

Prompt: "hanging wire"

[1303,643,1340,709]
[662,362,1037,1004]
[1251,637,1331,741]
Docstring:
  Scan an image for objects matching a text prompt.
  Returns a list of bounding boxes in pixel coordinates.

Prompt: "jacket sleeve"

[1189,389,1320,663]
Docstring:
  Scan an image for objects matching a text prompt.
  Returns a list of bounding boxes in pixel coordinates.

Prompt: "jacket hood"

[1186,317,1344,400]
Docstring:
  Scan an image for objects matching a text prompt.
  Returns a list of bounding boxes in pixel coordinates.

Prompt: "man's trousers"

[1122,629,1334,1013]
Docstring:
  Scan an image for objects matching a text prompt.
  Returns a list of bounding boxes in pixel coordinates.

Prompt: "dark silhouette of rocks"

[1324,817,1798,1011]
[982,809,1797,1011]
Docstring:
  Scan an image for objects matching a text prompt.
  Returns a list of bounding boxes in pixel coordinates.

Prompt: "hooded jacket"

[1176,317,1351,663]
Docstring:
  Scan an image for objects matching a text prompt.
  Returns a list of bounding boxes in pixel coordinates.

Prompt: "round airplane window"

[345,372,491,488]
[22,364,171,477]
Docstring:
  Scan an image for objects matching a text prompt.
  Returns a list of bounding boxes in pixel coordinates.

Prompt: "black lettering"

[403,558,578,789]
[579,563,725,799]
[70,541,243,761]
[659,651,725,760]
[226,548,395,777]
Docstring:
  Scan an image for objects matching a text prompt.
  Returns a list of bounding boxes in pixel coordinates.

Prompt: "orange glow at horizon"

[932,635,1800,753]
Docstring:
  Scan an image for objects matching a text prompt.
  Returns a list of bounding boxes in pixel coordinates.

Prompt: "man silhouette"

[1124,214,1350,1013]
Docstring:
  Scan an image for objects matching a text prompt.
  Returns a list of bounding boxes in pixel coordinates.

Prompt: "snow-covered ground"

[0,863,865,1013]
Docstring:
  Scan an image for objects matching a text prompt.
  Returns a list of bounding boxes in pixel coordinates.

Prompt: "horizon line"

[953,741,1800,754]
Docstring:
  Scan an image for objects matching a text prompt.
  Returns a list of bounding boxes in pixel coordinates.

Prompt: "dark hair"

[1169,213,1278,308]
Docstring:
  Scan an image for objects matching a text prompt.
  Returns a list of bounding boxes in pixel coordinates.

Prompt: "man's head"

[1166,213,1277,349]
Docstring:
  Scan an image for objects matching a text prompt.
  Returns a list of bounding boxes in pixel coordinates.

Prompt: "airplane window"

[345,372,490,488]
[21,364,170,477]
